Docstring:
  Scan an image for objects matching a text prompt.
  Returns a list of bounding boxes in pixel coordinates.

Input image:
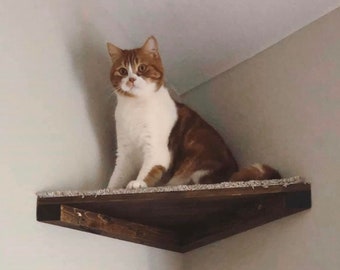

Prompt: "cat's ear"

[142,36,159,57]
[107,42,122,63]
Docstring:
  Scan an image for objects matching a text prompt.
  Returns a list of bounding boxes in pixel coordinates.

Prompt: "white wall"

[183,8,340,270]
[0,1,182,269]
[2,1,339,269]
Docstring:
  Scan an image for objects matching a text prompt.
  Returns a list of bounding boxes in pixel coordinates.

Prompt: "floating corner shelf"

[36,177,311,252]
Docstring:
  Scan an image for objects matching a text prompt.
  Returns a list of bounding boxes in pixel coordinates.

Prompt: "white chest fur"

[108,86,178,189]
[115,86,177,149]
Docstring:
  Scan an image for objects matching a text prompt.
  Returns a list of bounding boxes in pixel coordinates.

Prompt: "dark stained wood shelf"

[36,181,311,252]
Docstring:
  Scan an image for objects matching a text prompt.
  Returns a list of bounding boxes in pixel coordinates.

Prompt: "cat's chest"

[115,97,177,145]
[116,103,148,137]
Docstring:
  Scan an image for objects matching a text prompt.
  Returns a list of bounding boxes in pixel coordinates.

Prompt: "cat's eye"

[118,67,128,76]
[138,64,147,73]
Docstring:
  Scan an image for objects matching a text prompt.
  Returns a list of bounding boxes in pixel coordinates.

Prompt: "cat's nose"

[129,77,136,83]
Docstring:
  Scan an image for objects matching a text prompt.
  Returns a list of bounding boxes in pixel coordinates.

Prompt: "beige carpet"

[37,176,307,198]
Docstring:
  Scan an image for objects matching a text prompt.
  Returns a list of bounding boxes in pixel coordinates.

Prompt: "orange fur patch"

[144,165,166,187]
[167,102,238,184]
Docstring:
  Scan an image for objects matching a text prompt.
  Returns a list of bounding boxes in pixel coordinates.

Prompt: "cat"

[106,36,280,189]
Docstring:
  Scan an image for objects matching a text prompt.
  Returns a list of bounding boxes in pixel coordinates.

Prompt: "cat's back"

[170,102,227,147]
[168,102,238,184]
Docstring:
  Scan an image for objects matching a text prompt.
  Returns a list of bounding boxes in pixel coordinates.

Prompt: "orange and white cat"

[107,36,280,189]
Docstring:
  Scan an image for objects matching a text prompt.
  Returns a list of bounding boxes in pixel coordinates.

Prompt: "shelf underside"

[36,178,311,252]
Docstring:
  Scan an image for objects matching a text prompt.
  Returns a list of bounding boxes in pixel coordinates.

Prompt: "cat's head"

[107,36,164,98]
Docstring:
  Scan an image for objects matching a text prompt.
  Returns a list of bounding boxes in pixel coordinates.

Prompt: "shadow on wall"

[68,23,116,189]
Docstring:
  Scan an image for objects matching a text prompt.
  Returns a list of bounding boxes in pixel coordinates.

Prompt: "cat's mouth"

[126,81,134,89]
[121,79,144,93]
[126,81,142,92]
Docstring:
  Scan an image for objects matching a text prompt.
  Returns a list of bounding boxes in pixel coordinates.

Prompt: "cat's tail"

[228,163,281,182]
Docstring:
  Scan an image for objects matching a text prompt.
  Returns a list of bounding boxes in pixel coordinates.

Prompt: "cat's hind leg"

[166,175,190,186]
[166,170,210,186]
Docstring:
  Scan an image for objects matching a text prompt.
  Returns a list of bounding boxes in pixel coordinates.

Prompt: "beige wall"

[183,8,340,270]
[1,1,339,269]
[0,1,182,269]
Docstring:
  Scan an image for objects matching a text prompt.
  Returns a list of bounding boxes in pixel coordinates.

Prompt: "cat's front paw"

[126,180,148,189]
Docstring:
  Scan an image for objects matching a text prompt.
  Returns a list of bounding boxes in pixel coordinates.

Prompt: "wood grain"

[36,183,311,252]
[58,205,180,251]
